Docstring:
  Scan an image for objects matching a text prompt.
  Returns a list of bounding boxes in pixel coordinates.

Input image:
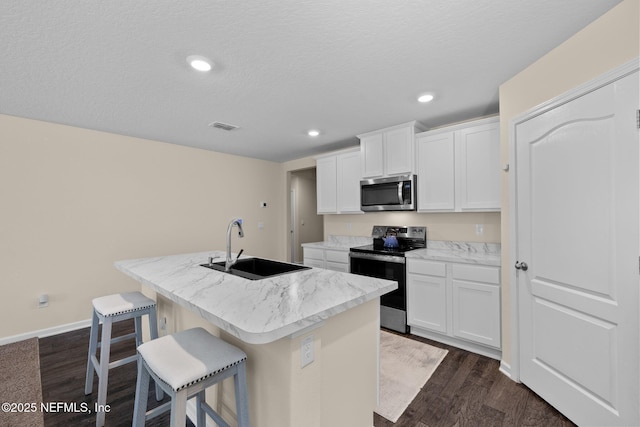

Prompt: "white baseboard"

[409,326,502,360]
[0,319,92,346]
[499,360,513,379]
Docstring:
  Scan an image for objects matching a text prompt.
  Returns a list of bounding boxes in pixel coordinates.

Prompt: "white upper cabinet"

[316,148,362,215]
[416,117,500,212]
[455,121,500,210]
[336,150,362,213]
[316,155,337,214]
[415,131,456,211]
[359,121,425,179]
[359,132,384,178]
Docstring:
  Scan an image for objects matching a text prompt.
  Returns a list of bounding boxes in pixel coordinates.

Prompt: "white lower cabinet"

[407,272,447,334]
[303,247,350,272]
[407,258,501,359]
[303,248,325,269]
[324,249,350,272]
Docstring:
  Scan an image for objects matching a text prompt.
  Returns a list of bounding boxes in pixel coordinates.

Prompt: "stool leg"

[235,362,250,427]
[134,316,143,347]
[84,310,100,395]
[132,356,150,427]
[147,307,164,401]
[95,318,112,427]
[195,390,206,427]
[170,389,188,427]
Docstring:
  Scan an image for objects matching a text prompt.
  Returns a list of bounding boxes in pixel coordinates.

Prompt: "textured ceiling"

[0,0,622,162]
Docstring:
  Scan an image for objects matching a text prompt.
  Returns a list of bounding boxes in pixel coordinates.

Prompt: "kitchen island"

[115,251,397,427]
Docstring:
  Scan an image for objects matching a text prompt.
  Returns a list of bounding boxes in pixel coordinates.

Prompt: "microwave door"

[361,181,403,210]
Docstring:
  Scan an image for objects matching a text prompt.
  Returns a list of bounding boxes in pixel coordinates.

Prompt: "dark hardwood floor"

[38,321,574,426]
[39,319,178,427]
[373,332,576,427]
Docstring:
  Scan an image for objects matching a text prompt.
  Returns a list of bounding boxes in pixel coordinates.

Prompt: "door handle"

[515,261,528,271]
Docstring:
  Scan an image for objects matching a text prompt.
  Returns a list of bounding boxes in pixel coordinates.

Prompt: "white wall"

[498,0,639,366]
[0,114,284,340]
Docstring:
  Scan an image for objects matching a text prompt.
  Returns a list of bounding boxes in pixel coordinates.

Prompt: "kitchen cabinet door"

[407,273,448,334]
[416,132,455,211]
[451,263,501,348]
[325,249,350,271]
[452,280,501,348]
[415,116,500,212]
[360,133,384,178]
[337,151,362,213]
[455,121,500,211]
[384,125,414,176]
[303,248,325,269]
[316,149,362,214]
[359,121,422,179]
[316,156,337,214]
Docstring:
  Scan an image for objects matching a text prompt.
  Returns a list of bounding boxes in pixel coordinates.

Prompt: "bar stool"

[132,327,250,427]
[84,291,163,427]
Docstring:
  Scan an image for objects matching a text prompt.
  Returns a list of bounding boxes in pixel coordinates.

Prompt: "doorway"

[288,168,323,263]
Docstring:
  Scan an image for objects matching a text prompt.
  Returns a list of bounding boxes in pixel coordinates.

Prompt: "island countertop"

[115,251,396,345]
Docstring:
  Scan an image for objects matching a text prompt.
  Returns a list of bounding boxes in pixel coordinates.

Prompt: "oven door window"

[349,257,406,310]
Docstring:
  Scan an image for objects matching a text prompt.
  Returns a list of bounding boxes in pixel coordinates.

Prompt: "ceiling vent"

[208,121,239,131]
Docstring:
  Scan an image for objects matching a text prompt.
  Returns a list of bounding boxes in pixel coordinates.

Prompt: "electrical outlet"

[301,335,314,368]
[38,294,49,308]
[475,224,484,236]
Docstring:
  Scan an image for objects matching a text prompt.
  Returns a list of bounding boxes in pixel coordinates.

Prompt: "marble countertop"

[301,235,371,251]
[303,236,501,267]
[405,241,501,266]
[115,251,397,345]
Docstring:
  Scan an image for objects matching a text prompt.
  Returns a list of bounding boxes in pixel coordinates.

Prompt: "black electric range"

[349,226,427,333]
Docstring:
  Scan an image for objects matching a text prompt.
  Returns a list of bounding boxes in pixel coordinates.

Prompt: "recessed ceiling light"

[418,94,434,103]
[187,55,213,72]
[308,130,320,137]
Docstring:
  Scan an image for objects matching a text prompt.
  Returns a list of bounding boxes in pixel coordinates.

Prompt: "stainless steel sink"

[200,257,310,280]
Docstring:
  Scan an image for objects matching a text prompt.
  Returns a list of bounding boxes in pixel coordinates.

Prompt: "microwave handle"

[397,182,403,203]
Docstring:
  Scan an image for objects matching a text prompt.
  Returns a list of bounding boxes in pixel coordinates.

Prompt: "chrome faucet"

[225,218,244,271]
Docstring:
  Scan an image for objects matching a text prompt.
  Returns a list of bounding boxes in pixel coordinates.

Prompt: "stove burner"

[349,225,427,257]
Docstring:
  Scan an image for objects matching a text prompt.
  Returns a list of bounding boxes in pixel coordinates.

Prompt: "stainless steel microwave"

[360,175,416,212]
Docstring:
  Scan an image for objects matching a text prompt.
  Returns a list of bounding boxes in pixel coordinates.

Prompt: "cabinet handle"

[515,261,528,271]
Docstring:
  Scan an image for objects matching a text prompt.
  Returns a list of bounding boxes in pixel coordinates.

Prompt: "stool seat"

[133,327,250,427]
[92,292,156,317]
[138,327,247,392]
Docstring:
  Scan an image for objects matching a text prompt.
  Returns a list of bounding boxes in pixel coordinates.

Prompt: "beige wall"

[324,211,501,243]
[498,0,639,366]
[0,114,285,340]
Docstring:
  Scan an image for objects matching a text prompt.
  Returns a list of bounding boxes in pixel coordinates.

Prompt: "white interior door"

[514,70,639,426]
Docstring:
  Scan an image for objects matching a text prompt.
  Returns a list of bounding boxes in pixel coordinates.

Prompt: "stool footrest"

[199,398,231,427]
[145,401,171,421]
[96,331,136,348]
[108,354,137,369]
